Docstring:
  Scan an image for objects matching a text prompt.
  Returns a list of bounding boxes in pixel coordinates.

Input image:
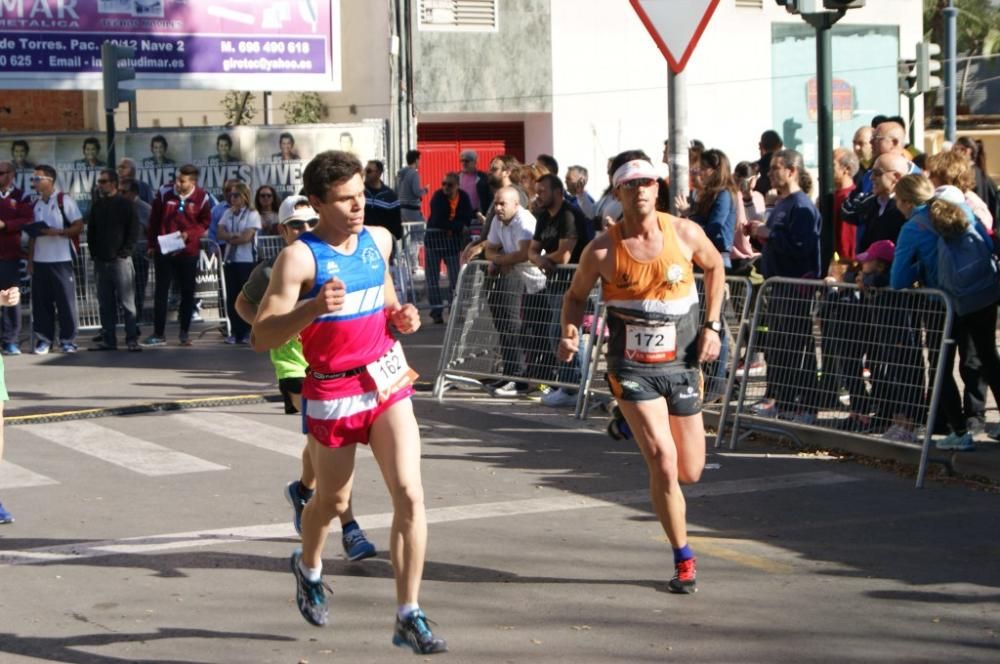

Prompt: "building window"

[419,0,498,32]
[735,0,763,7]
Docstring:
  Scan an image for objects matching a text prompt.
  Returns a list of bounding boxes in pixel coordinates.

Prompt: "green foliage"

[280,92,329,124]
[220,91,256,126]
[924,0,1000,55]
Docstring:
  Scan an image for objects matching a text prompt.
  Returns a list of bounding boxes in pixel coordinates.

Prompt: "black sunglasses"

[285,220,316,230]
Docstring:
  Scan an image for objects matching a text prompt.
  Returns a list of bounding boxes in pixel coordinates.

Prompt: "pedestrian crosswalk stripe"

[168,411,304,458]
[26,421,227,477]
[0,470,857,566]
[0,461,57,489]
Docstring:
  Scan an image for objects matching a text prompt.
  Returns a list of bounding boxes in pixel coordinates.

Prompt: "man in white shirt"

[484,186,545,396]
[28,165,83,354]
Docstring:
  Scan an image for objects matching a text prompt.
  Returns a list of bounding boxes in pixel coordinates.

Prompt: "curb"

[5,393,282,426]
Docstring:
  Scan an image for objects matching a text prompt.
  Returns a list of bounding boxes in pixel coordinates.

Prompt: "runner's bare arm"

[369,225,420,334]
[252,242,339,351]
[557,237,606,362]
[676,219,724,362]
[234,292,257,326]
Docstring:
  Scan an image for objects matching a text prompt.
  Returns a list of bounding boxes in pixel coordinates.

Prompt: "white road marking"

[0,471,856,566]
[25,421,227,477]
[0,461,57,489]
[170,411,304,458]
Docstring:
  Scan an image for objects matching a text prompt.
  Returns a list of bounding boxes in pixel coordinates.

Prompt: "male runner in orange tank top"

[558,150,725,593]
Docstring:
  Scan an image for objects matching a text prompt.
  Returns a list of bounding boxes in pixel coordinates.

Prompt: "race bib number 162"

[366,341,418,402]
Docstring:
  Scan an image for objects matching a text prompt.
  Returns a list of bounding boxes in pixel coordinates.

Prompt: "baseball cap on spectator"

[856,239,895,264]
[279,195,318,224]
[933,185,965,206]
[612,159,660,188]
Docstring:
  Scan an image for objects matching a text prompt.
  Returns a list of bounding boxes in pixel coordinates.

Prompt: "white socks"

[299,558,322,582]
[397,603,420,620]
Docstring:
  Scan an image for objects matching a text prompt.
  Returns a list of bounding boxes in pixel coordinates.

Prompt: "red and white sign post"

[629,0,720,207]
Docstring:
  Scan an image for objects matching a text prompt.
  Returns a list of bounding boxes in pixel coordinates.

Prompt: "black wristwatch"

[704,320,723,334]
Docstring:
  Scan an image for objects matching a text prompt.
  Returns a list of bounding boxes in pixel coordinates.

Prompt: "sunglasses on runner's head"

[619,178,655,190]
[30,175,53,182]
[285,220,316,230]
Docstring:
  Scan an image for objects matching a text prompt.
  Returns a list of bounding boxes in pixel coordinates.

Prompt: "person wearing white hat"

[557,149,725,595]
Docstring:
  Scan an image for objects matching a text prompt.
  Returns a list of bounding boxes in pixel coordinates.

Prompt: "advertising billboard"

[0,0,342,90]
[4,121,386,214]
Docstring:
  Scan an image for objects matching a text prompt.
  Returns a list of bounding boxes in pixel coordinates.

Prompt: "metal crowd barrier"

[256,234,285,263]
[433,261,599,402]
[726,277,954,489]
[32,238,231,340]
[577,275,753,428]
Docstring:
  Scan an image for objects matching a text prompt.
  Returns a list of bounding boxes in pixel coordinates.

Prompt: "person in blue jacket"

[892,177,1000,450]
[750,149,823,421]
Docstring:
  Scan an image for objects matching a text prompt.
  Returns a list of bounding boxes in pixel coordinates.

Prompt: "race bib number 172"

[625,323,677,363]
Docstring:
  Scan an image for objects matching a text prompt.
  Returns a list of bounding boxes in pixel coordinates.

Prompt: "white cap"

[612,159,660,188]
[933,185,965,206]
[278,195,319,224]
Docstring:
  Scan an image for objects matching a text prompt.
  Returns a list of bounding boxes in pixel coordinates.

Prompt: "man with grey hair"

[831,147,860,260]
[458,149,492,216]
[564,165,595,218]
[116,158,153,204]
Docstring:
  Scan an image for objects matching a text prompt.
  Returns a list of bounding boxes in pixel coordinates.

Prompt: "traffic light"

[916,42,942,94]
[897,57,918,95]
[782,117,803,152]
[776,0,864,13]
[101,41,136,112]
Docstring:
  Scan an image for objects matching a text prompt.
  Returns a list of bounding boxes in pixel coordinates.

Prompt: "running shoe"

[606,406,632,441]
[491,381,529,397]
[0,501,13,524]
[392,609,448,654]
[33,341,50,355]
[750,400,778,418]
[60,341,78,354]
[668,557,697,594]
[290,549,329,626]
[987,425,1000,442]
[141,335,166,347]
[935,432,975,452]
[791,411,817,426]
[179,335,193,347]
[883,424,918,444]
[541,388,578,408]
[224,336,237,345]
[284,480,311,535]
[2,343,20,356]
[836,413,873,433]
[342,524,376,561]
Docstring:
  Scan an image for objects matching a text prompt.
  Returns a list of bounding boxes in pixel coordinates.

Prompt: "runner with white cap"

[557,149,725,593]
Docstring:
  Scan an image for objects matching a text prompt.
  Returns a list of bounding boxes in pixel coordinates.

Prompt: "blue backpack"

[924,219,1000,316]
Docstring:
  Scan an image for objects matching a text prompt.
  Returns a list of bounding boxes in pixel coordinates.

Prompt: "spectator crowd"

[1,118,998,450]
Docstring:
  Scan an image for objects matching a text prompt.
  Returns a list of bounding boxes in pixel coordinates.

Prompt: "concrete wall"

[412,0,552,114]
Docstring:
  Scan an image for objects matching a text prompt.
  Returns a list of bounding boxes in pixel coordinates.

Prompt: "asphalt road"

[0,322,998,662]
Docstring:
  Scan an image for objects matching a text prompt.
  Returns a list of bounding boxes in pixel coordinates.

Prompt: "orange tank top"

[602,212,701,371]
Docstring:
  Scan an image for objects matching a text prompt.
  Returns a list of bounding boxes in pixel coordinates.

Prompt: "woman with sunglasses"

[255,185,281,234]
[216,182,261,344]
